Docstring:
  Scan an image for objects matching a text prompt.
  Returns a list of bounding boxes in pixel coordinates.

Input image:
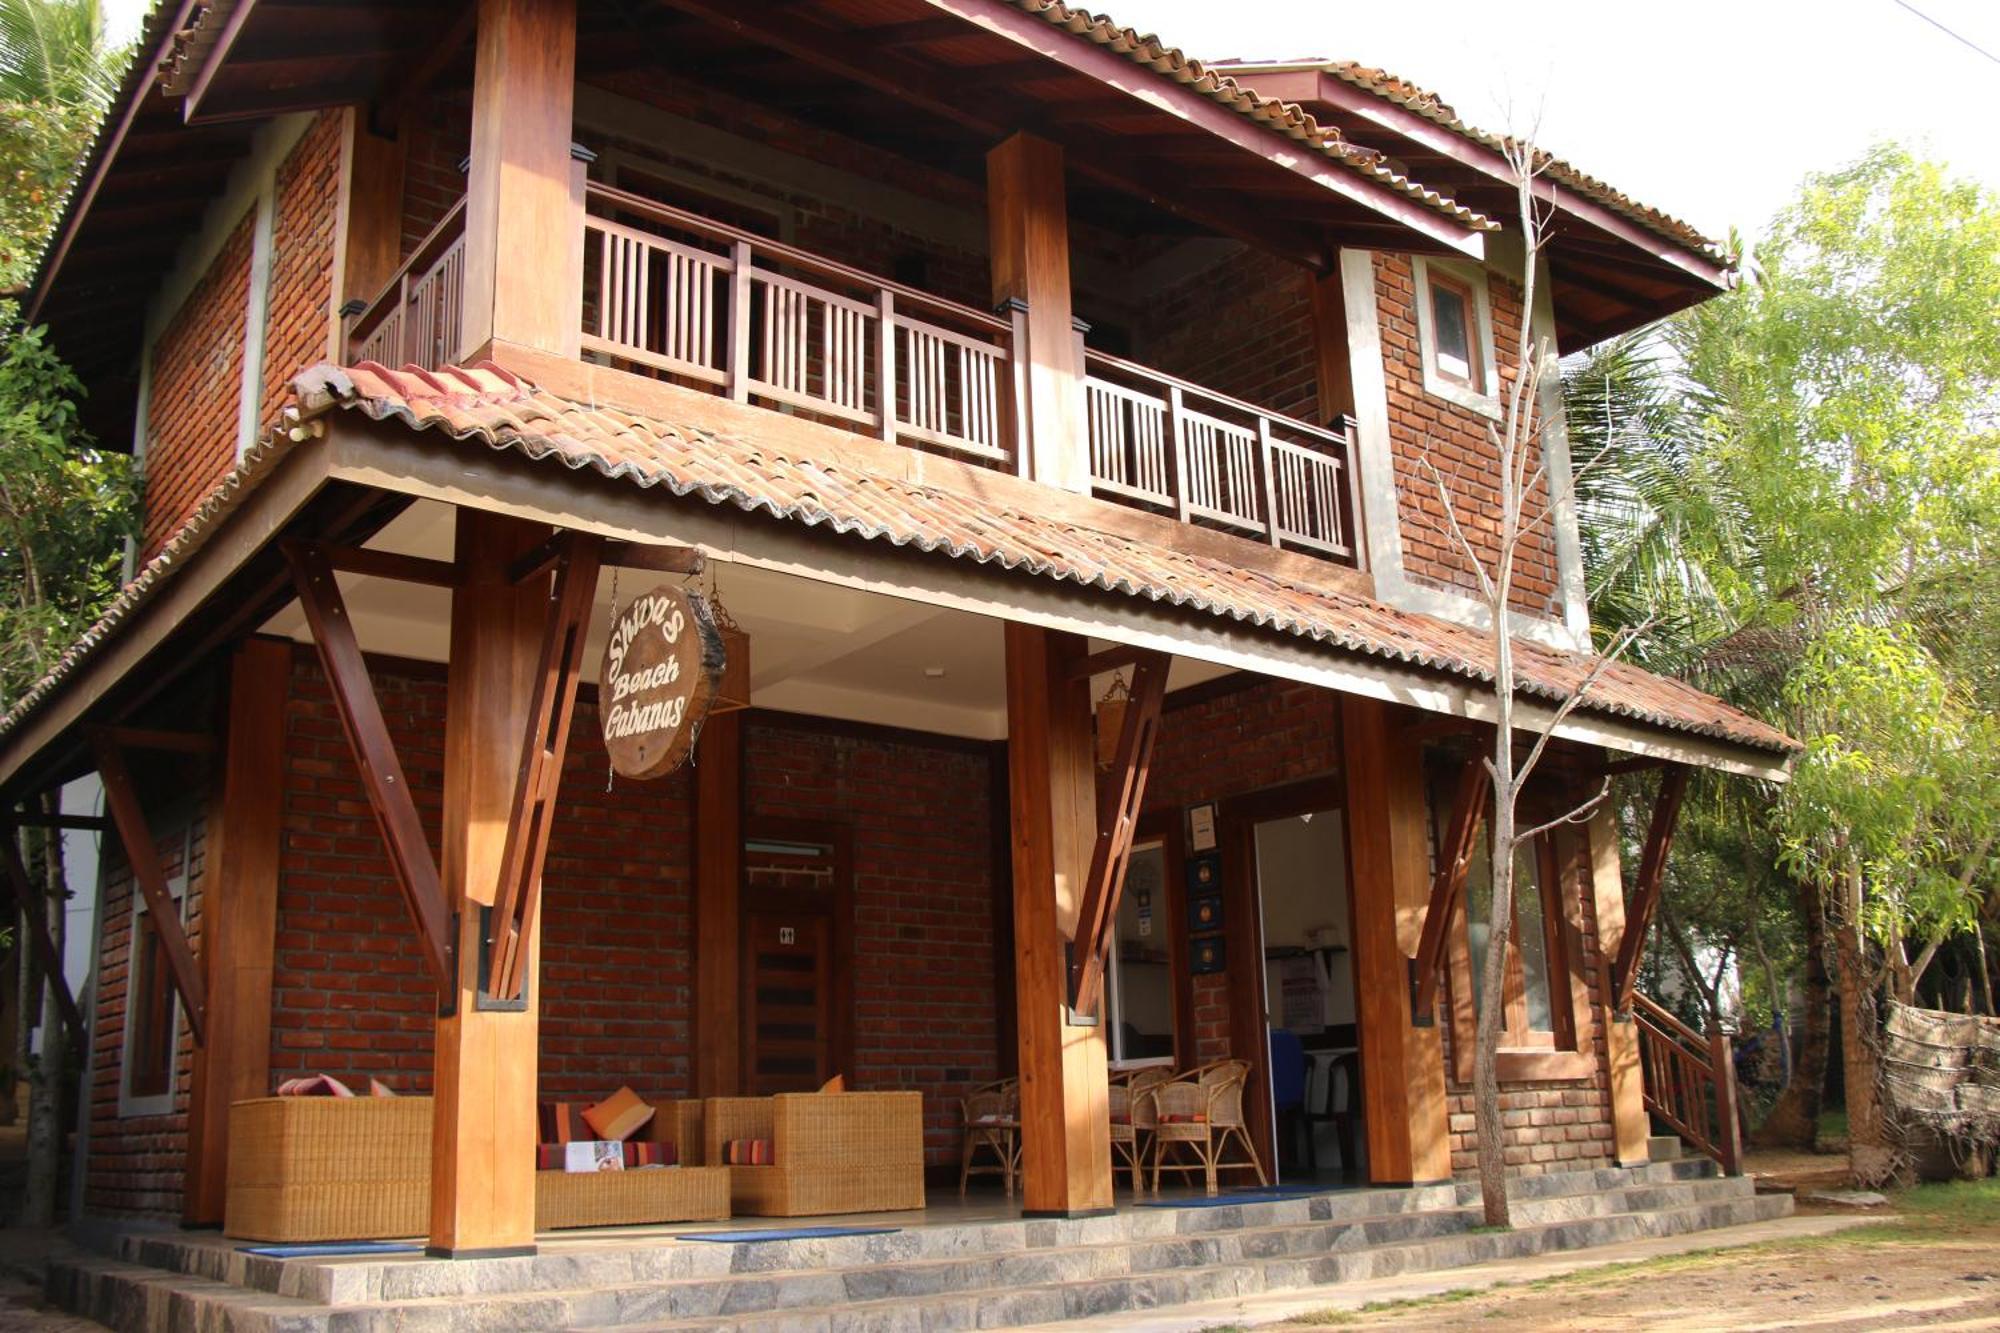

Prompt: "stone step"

[49,1169,1771,1333]
[624,1193,1795,1333]
[1649,1133,1687,1161]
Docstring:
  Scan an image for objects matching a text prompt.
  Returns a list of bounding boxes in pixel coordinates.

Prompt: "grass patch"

[1196,1325,1251,1333]
[1465,1224,1511,1235]
[1815,1107,1849,1145]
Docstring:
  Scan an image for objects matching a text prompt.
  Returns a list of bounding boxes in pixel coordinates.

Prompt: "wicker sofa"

[224,1096,727,1241]
[701,1091,925,1216]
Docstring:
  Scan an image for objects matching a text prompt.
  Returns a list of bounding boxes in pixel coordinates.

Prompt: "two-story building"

[12,0,1792,1309]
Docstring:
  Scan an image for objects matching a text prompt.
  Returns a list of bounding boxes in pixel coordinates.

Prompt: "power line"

[1890,0,2000,66]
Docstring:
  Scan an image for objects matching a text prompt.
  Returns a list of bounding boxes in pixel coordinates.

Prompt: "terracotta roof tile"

[287,362,1795,759]
[1002,1,1498,235]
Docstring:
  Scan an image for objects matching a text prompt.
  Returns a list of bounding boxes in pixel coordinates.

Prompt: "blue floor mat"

[676,1225,901,1243]
[1136,1188,1322,1209]
[238,1242,423,1258]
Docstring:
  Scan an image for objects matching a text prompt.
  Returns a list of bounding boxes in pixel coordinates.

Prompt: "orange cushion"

[1160,1113,1208,1123]
[818,1074,846,1094]
[582,1086,655,1142]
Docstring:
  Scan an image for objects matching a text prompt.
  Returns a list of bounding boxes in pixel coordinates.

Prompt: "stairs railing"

[1632,990,1743,1175]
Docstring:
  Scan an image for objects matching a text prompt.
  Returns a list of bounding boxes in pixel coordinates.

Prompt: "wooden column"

[1309,269,1357,421]
[1004,623,1112,1216]
[1587,806,1650,1165]
[459,0,578,360]
[1340,695,1450,1184]
[328,107,407,358]
[987,133,1088,493]
[429,511,549,1257]
[693,709,743,1099]
[183,636,291,1226]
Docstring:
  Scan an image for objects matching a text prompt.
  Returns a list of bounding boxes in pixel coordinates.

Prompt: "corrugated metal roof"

[279,361,1793,757]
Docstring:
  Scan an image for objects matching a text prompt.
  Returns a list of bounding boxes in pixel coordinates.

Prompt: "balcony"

[346,185,1364,571]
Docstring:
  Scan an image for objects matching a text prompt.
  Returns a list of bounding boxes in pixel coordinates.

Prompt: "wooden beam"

[92,726,215,755]
[988,133,1087,493]
[485,532,601,1000]
[1586,805,1650,1165]
[694,709,743,1100]
[1611,765,1690,1009]
[376,0,477,137]
[0,812,107,832]
[1309,267,1356,421]
[285,540,457,991]
[1411,754,1488,1020]
[1340,695,1450,1184]
[1066,643,1151,683]
[90,731,209,1045]
[1005,623,1112,1216]
[430,510,550,1257]
[1068,649,1168,1015]
[460,0,578,359]
[0,831,84,1052]
[180,0,263,123]
[183,635,289,1225]
[330,107,406,358]
[508,535,698,586]
[321,544,463,588]
[923,0,1485,258]
[1248,68,1729,290]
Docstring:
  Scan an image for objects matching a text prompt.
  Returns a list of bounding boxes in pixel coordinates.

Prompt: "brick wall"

[258,113,342,432]
[140,209,254,562]
[84,793,208,1218]
[1135,246,1322,426]
[1375,254,1562,620]
[1440,825,1618,1176]
[744,716,1000,1166]
[400,95,470,261]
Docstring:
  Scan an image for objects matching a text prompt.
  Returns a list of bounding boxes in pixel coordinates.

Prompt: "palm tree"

[0,0,121,110]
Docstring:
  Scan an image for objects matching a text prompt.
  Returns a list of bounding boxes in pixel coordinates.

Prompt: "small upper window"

[1413,258,1501,420]
[1427,276,1481,392]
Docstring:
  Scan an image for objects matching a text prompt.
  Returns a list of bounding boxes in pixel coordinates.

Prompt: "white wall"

[1253,809,1355,1032]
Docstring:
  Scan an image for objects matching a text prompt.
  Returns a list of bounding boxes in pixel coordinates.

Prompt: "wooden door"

[741,909,834,1094]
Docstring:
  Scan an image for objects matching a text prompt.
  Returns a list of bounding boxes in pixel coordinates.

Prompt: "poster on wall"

[1277,954,1328,1034]
[1189,893,1224,933]
[1191,936,1225,974]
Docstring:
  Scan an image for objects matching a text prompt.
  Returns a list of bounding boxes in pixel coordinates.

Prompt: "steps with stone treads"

[47,1157,1789,1333]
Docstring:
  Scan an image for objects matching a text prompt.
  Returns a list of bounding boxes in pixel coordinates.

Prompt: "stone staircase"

[47,1157,1788,1333]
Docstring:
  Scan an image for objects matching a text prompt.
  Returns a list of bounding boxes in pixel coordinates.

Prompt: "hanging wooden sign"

[600,583,725,780]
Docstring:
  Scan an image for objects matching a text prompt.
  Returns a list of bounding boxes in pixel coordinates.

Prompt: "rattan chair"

[959,1078,1022,1198]
[1109,1066,1172,1192]
[704,1090,926,1216]
[1148,1059,1268,1195]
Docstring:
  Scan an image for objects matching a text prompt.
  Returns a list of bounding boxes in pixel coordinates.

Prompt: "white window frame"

[118,851,188,1119]
[1412,256,1502,421]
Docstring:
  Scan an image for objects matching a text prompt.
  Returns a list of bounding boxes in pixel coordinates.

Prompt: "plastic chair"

[1268,1029,1307,1172]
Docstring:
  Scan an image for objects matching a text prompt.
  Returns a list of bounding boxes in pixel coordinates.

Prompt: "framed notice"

[1191,935,1226,975]
[1189,893,1224,934]
[1188,803,1218,852]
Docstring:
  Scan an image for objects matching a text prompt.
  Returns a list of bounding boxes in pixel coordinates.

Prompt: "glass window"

[1107,843,1174,1063]
[1430,279,1478,388]
[127,914,175,1101]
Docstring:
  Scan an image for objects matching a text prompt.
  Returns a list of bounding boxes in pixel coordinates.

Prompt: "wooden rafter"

[0,827,85,1051]
[90,730,209,1045]
[485,532,603,1001]
[1067,649,1170,1016]
[1611,766,1691,1010]
[284,541,457,992]
[1411,753,1489,1020]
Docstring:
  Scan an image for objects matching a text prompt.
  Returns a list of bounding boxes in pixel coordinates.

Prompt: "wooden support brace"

[0,829,85,1051]
[1612,765,1690,1010]
[1067,649,1170,1017]
[1411,754,1488,1020]
[320,544,464,589]
[90,731,209,1045]
[486,532,602,1000]
[1066,643,1152,684]
[92,726,216,755]
[284,540,458,993]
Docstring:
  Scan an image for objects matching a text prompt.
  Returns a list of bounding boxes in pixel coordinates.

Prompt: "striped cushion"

[535,1143,566,1171]
[538,1102,591,1144]
[583,1086,656,1142]
[623,1140,675,1168]
[724,1138,773,1166]
[1160,1114,1208,1123]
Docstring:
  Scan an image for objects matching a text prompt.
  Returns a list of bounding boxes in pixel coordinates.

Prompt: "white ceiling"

[259,500,1233,740]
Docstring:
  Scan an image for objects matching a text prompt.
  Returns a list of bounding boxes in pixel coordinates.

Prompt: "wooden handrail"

[1084,347,1349,447]
[585,182,1008,335]
[1632,990,1742,1176]
[346,199,467,356]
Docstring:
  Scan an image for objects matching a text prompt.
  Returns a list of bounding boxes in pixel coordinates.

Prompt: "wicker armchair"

[1108,1067,1172,1193]
[704,1090,926,1216]
[959,1079,1022,1198]
[1149,1059,1268,1195]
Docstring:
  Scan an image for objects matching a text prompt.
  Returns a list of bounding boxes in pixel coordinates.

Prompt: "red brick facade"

[1136,247,1322,428]
[140,209,254,561]
[1374,254,1562,619]
[257,113,342,433]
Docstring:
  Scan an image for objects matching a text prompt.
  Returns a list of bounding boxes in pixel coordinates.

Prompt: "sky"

[101,0,2000,244]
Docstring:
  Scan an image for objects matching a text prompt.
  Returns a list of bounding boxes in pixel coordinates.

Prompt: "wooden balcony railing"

[582,183,1022,468]
[342,185,1364,572]
[1084,352,1363,566]
[1633,990,1743,1175]
[347,200,467,373]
